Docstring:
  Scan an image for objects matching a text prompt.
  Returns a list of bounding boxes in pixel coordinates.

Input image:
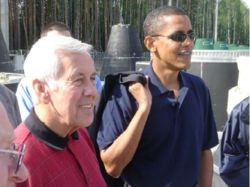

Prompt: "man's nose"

[84,81,98,98]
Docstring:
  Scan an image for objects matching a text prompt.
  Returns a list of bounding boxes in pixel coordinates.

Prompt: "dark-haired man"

[97,6,218,187]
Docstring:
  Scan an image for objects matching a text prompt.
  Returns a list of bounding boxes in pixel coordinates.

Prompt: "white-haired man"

[16,22,102,121]
[15,35,106,187]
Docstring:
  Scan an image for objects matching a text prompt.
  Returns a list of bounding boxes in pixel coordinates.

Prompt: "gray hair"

[143,6,187,36]
[23,35,91,84]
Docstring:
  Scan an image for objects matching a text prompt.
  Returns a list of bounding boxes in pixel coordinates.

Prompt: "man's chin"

[178,61,190,71]
[184,62,191,70]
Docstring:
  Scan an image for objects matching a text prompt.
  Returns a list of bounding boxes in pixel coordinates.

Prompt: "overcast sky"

[241,0,250,9]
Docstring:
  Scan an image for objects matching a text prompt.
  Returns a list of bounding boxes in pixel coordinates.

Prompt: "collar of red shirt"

[24,109,78,150]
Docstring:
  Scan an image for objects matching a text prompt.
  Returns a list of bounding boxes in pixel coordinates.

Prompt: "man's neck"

[34,106,71,138]
[152,62,180,89]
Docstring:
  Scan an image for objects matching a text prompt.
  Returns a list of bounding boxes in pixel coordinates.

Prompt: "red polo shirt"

[15,110,106,187]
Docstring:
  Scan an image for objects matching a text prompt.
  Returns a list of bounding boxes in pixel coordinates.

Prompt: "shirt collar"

[143,63,188,96]
[143,63,166,96]
[143,63,190,108]
[24,109,78,151]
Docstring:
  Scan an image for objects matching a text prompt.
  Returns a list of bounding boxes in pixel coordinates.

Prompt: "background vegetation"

[8,0,250,51]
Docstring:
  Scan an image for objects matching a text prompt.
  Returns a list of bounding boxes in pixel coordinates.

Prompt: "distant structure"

[0,0,9,49]
[101,24,143,79]
[0,29,12,71]
[0,1,12,72]
[0,29,9,62]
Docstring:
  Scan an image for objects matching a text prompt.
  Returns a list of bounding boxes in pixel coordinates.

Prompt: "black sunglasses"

[152,31,195,42]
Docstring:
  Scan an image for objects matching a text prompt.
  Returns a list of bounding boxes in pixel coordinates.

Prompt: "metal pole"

[168,0,172,6]
[214,0,221,42]
[0,0,9,49]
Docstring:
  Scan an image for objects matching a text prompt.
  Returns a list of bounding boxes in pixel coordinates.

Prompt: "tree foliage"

[6,0,249,51]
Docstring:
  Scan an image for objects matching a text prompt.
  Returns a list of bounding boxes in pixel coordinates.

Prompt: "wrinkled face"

[47,51,97,128]
[0,108,28,187]
[148,15,194,72]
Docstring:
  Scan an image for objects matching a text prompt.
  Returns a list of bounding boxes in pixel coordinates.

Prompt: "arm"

[198,149,213,187]
[100,78,152,178]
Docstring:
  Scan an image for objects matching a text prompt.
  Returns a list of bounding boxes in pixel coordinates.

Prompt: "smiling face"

[145,15,194,72]
[46,51,97,130]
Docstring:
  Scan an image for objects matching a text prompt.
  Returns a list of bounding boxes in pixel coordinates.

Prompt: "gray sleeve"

[0,84,21,128]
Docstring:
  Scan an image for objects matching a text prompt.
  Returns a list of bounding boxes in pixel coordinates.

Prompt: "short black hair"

[40,22,71,37]
[143,6,187,36]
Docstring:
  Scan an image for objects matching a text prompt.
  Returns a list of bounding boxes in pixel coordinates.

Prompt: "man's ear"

[144,36,156,53]
[32,79,50,104]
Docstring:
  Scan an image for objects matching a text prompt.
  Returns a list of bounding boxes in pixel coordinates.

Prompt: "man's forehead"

[55,49,95,77]
[57,50,93,66]
[160,14,189,22]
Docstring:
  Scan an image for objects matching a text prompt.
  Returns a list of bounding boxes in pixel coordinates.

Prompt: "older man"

[16,22,102,121]
[14,36,106,187]
[0,101,28,187]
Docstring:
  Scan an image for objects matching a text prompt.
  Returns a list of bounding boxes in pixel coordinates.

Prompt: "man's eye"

[91,76,96,83]
[73,78,84,86]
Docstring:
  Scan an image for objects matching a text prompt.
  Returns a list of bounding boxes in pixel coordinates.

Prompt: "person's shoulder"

[181,71,207,88]
[230,97,249,112]
[16,78,30,91]
[231,97,249,118]
[78,127,90,139]
[0,84,17,105]
[181,70,202,81]
[15,123,51,161]
[14,123,33,145]
[77,128,95,152]
[0,83,14,95]
[16,78,33,103]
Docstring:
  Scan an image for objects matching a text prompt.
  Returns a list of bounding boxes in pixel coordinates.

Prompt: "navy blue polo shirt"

[97,64,218,187]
